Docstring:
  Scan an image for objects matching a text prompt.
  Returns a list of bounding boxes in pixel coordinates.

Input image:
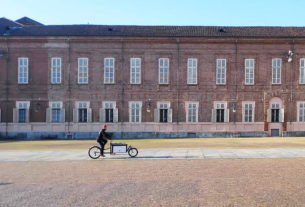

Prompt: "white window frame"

[187,58,198,84]
[214,102,227,109]
[78,58,88,84]
[18,57,29,84]
[245,59,255,85]
[51,57,62,84]
[159,58,169,84]
[16,101,30,109]
[103,101,116,109]
[242,102,255,123]
[216,59,226,85]
[76,101,90,109]
[130,58,141,84]
[186,102,199,123]
[104,57,115,84]
[49,101,63,123]
[272,58,282,84]
[299,58,305,84]
[298,102,305,122]
[157,101,170,109]
[129,101,142,123]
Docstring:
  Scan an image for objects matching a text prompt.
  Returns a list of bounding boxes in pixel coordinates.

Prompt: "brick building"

[1,17,305,139]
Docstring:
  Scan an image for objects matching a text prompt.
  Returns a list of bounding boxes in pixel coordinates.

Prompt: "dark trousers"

[98,140,107,155]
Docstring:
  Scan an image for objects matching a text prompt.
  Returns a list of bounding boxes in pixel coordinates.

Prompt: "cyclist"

[97,124,111,157]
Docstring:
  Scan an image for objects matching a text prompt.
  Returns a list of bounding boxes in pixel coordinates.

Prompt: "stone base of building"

[0,122,304,140]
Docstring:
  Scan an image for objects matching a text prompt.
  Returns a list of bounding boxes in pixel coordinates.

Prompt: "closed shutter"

[113,108,119,123]
[26,109,30,123]
[61,109,65,123]
[99,108,105,122]
[46,108,51,123]
[87,108,92,123]
[211,109,216,122]
[168,109,172,123]
[224,109,230,123]
[13,108,17,123]
[279,108,284,122]
[154,109,159,122]
[73,109,78,123]
[267,109,271,122]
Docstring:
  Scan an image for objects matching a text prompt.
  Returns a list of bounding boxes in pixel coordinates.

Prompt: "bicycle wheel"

[88,146,102,159]
[128,147,138,157]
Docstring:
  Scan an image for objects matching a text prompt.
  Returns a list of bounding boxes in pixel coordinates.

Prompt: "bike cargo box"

[111,143,127,153]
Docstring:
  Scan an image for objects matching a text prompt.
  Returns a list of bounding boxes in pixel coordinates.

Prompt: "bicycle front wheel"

[128,147,138,157]
[88,146,102,159]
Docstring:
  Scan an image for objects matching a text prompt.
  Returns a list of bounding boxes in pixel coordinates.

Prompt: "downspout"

[176,38,180,136]
[5,38,9,138]
[120,38,125,139]
[67,38,71,138]
[234,40,238,127]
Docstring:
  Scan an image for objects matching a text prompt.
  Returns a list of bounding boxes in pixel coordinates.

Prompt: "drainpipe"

[176,38,180,136]
[120,38,125,139]
[4,38,9,138]
[67,38,71,138]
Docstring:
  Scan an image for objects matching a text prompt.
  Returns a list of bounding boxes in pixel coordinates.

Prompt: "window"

[104,58,115,84]
[78,58,88,84]
[130,58,141,84]
[159,102,169,123]
[216,103,225,122]
[129,102,142,123]
[187,102,198,123]
[51,58,62,84]
[243,102,255,122]
[272,58,281,84]
[298,102,305,122]
[300,59,305,84]
[78,102,89,123]
[50,102,62,123]
[245,59,255,85]
[216,59,226,84]
[271,103,280,122]
[187,58,197,84]
[16,101,30,123]
[104,102,115,123]
[159,58,169,84]
[18,57,29,84]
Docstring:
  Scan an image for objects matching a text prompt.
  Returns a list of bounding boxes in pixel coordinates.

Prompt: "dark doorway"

[271,129,280,137]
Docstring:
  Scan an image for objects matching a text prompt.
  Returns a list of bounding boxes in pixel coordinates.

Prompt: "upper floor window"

[130,58,141,84]
[245,59,255,85]
[187,58,197,84]
[104,58,115,84]
[187,102,198,123]
[78,58,88,84]
[51,57,62,84]
[243,102,255,122]
[299,58,305,84]
[129,101,142,123]
[216,59,226,85]
[18,57,29,84]
[272,58,281,84]
[298,102,305,122]
[159,58,169,84]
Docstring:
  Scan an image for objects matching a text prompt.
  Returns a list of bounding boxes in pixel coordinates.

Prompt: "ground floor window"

[16,101,30,123]
[299,102,305,122]
[18,109,26,123]
[243,102,254,122]
[216,103,225,123]
[129,102,142,123]
[187,102,198,123]
[271,103,280,123]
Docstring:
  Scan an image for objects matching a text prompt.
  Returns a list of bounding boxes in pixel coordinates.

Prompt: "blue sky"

[1,0,305,26]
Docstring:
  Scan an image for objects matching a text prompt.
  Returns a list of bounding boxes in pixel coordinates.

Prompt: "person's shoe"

[101,154,105,157]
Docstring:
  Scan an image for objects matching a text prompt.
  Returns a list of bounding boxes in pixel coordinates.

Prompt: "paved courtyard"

[2,148,305,161]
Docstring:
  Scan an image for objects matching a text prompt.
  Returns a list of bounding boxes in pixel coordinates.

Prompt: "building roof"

[1,17,305,38]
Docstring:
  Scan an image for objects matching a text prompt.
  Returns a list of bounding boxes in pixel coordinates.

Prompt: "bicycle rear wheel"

[88,146,102,159]
[128,147,138,157]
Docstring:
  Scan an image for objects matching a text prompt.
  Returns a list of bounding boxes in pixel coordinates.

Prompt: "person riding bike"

[97,124,112,157]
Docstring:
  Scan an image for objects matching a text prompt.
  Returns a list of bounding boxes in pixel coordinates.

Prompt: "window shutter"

[99,108,105,122]
[61,109,65,123]
[46,108,51,123]
[73,109,78,123]
[211,109,216,122]
[267,109,271,122]
[26,109,30,123]
[279,109,284,122]
[87,108,92,123]
[224,109,230,123]
[113,108,119,123]
[0,109,1,122]
[168,109,172,123]
[13,108,17,123]
[154,109,159,122]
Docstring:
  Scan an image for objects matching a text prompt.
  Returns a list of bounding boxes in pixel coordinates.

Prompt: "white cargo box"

[111,143,127,153]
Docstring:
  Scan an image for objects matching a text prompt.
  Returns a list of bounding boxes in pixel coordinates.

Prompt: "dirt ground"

[1,159,305,207]
[2,137,305,151]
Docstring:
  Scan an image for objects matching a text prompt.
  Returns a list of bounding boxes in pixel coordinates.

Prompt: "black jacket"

[97,129,111,142]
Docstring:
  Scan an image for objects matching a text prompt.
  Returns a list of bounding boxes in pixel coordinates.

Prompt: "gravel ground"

[1,159,305,207]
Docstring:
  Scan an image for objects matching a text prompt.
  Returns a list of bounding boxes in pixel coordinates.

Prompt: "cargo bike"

[88,141,138,159]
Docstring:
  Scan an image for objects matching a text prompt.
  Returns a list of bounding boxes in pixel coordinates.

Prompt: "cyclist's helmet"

[103,124,107,129]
